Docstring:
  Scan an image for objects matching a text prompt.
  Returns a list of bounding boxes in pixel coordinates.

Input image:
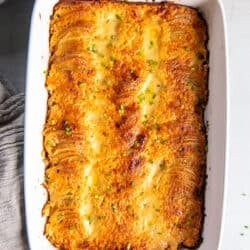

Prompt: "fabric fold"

[0,76,27,250]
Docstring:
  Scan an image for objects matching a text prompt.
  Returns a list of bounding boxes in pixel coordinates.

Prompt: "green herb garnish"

[111,203,118,213]
[115,14,122,21]
[79,82,85,87]
[147,59,158,67]
[134,140,140,147]
[65,127,71,135]
[87,217,93,225]
[142,120,148,126]
[137,93,145,103]
[119,104,125,115]
[149,41,154,49]
[110,56,116,62]
[187,80,196,90]
[159,160,166,170]
[57,213,63,221]
[153,123,160,130]
[106,43,113,49]
[89,44,97,53]
[47,140,55,146]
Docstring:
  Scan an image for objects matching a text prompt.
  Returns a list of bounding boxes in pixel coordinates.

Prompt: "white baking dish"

[24,0,228,249]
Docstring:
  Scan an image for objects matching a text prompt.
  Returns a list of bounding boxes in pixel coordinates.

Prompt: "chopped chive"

[106,187,113,193]
[106,43,113,49]
[110,35,116,40]
[79,82,85,87]
[205,144,208,152]
[110,56,116,62]
[241,193,247,196]
[161,139,167,145]
[137,93,145,103]
[57,213,63,221]
[119,104,125,115]
[105,172,111,176]
[153,123,160,130]
[43,70,47,75]
[47,140,55,146]
[184,46,190,52]
[134,140,140,147]
[50,119,56,125]
[65,127,71,135]
[101,62,109,69]
[187,80,196,90]
[69,225,74,231]
[115,14,122,21]
[142,120,148,126]
[149,40,154,49]
[149,159,153,164]
[244,225,249,229]
[88,44,97,53]
[159,160,166,170]
[87,217,93,225]
[240,233,244,236]
[155,208,161,212]
[111,203,118,213]
[147,59,158,67]
[97,215,106,220]
[127,148,134,155]
[122,172,127,177]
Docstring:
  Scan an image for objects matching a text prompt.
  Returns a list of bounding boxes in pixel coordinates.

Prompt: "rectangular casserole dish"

[24,0,228,249]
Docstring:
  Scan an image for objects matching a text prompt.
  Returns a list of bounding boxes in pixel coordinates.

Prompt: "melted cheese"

[43,1,208,249]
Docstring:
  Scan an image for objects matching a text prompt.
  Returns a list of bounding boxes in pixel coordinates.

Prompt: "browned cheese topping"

[43,1,208,249]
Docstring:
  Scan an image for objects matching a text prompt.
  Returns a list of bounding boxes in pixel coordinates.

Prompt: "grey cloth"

[0,75,27,250]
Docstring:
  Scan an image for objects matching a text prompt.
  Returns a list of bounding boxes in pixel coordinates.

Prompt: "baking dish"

[24,0,228,249]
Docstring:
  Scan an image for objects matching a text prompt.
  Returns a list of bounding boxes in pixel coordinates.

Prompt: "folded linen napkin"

[0,75,27,250]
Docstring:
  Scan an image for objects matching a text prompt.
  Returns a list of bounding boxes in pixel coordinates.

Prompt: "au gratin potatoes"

[43,0,208,249]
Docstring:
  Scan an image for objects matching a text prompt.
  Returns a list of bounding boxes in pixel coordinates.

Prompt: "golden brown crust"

[43,1,208,249]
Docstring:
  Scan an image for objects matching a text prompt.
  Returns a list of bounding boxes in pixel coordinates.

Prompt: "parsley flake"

[65,127,71,135]
[187,80,196,90]
[111,203,118,213]
[159,160,166,170]
[119,104,125,115]
[115,14,122,21]
[153,123,160,130]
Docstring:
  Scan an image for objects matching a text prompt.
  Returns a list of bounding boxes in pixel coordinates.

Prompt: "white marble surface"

[1,0,250,249]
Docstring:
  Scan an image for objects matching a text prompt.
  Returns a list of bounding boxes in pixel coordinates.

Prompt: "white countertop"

[219,0,250,249]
